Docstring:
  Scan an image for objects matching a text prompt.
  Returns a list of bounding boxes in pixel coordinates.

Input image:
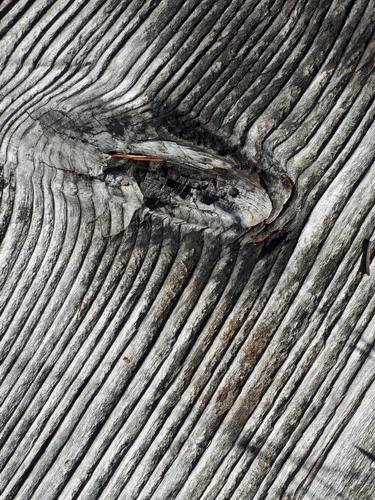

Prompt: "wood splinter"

[362,238,373,275]
[110,153,163,163]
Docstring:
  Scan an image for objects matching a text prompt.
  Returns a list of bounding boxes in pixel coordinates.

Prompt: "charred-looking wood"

[105,140,277,232]
[24,104,292,238]
[0,1,374,499]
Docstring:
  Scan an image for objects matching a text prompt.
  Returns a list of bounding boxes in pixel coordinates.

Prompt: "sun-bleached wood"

[0,1,374,499]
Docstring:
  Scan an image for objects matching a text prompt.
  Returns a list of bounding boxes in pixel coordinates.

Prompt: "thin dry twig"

[111,153,163,163]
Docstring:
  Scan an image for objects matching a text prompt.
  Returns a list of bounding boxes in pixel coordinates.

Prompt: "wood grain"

[0,0,374,498]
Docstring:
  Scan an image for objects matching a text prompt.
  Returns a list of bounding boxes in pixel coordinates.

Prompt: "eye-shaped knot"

[106,140,274,232]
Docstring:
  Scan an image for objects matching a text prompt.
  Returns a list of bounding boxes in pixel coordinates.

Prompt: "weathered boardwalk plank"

[0,1,374,498]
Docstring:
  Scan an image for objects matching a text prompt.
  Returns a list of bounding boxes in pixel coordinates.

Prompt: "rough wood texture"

[0,0,374,498]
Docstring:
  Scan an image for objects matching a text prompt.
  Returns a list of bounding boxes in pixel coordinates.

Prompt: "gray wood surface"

[0,0,374,498]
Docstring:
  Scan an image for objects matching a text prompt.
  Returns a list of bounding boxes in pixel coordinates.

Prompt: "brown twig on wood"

[111,153,163,163]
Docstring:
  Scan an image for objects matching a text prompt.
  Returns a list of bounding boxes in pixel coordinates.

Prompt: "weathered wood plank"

[0,0,374,498]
